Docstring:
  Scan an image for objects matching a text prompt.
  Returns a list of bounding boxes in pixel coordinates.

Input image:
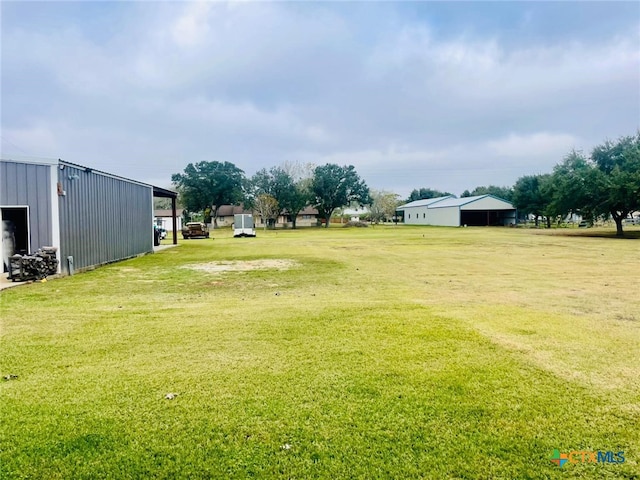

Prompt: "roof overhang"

[153,186,178,199]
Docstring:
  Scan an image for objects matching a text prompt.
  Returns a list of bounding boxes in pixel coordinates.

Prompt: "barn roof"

[396,196,453,209]
[428,194,513,209]
[217,205,252,216]
[155,208,184,217]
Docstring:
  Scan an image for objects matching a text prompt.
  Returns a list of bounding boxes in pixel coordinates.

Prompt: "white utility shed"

[397,195,516,227]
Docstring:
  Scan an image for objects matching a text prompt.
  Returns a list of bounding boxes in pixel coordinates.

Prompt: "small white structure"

[397,195,516,227]
[154,209,183,233]
[233,214,256,237]
[342,206,369,221]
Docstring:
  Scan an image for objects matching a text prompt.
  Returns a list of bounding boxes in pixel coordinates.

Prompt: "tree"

[278,162,315,228]
[172,161,245,228]
[280,160,316,182]
[462,185,513,202]
[250,166,311,229]
[512,174,551,227]
[406,187,452,202]
[282,182,311,229]
[546,150,594,223]
[590,133,640,236]
[154,197,172,210]
[369,190,400,224]
[254,194,280,230]
[550,135,640,236]
[311,164,371,228]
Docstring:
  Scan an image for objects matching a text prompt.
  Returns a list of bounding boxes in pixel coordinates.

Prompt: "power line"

[0,134,31,155]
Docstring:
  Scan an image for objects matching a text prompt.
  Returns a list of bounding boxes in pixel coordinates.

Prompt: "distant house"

[154,209,183,232]
[396,195,516,227]
[216,205,252,227]
[215,205,319,228]
[342,206,369,221]
[275,206,319,228]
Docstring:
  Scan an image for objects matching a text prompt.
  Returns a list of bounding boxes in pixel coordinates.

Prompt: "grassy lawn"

[1,226,638,479]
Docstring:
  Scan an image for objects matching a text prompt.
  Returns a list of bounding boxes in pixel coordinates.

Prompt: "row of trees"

[170,133,638,235]
[406,185,515,203]
[407,134,639,236]
[171,161,373,229]
[511,133,640,236]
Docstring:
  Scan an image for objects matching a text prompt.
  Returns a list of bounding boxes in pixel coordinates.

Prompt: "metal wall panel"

[425,206,460,227]
[58,164,153,273]
[401,206,430,225]
[0,160,52,252]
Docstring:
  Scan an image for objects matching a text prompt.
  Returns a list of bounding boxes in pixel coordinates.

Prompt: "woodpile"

[8,247,59,282]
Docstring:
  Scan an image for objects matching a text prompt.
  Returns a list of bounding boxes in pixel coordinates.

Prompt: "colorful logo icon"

[550,449,569,467]
[550,449,625,466]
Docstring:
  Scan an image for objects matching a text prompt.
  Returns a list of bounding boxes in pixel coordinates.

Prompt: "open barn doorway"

[2,207,29,272]
[460,210,498,226]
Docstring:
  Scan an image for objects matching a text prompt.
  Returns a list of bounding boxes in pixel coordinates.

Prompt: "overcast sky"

[2,1,638,198]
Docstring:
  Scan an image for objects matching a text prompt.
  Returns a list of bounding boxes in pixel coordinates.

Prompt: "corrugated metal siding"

[425,206,460,227]
[58,164,153,273]
[0,160,52,251]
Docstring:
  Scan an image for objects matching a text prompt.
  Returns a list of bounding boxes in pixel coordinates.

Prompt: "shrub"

[343,220,369,228]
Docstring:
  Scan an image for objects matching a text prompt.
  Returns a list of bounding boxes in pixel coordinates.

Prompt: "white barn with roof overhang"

[396,195,516,227]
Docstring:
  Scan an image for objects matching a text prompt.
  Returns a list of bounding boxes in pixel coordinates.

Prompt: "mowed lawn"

[1,226,638,479]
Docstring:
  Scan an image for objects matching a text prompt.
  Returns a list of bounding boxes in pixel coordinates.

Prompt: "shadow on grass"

[534,228,640,240]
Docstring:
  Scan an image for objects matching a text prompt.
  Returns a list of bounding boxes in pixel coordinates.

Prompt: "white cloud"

[1,3,638,197]
[486,132,580,159]
[170,2,213,47]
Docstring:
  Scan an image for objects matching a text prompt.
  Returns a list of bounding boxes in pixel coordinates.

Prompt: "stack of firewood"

[8,247,58,282]
[36,247,59,275]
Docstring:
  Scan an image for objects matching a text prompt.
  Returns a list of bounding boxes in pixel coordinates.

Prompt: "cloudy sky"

[2,1,638,198]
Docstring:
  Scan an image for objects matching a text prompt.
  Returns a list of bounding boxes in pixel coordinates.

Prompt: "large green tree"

[512,174,551,227]
[406,187,452,202]
[550,135,640,236]
[590,134,640,236]
[171,161,246,228]
[278,161,315,229]
[461,185,513,202]
[250,167,311,229]
[546,150,595,223]
[311,164,371,228]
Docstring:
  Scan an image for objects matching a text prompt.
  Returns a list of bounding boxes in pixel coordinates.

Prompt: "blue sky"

[2,1,638,198]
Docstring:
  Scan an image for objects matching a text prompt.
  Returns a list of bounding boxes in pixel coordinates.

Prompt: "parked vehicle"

[182,222,210,239]
[233,214,256,237]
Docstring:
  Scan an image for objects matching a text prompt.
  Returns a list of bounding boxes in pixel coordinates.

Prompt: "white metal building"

[397,195,516,227]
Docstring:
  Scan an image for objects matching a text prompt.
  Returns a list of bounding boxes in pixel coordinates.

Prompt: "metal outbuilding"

[397,195,516,227]
[1,156,177,276]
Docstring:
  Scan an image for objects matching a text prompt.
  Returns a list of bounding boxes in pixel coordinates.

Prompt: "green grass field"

[1,226,638,479]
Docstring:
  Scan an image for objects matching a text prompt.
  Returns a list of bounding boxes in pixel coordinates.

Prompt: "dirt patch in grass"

[184,259,300,274]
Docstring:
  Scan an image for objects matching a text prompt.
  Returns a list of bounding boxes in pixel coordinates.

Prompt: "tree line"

[406,133,639,236]
[170,133,638,235]
[171,161,376,229]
